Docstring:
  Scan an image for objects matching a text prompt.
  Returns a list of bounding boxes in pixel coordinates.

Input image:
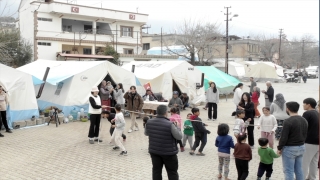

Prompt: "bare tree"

[250,33,279,62]
[163,19,221,65]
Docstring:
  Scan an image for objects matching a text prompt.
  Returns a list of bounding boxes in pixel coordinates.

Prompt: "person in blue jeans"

[277,101,308,180]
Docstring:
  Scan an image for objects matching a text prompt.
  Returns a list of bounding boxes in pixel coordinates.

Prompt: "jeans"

[282,145,305,180]
[182,134,193,149]
[192,132,207,152]
[88,114,101,138]
[257,162,273,177]
[207,102,217,119]
[150,153,179,180]
[235,158,249,180]
[247,124,254,146]
[302,143,319,180]
[0,111,10,130]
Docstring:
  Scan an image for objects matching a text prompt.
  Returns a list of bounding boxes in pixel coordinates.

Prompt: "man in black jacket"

[102,111,126,142]
[261,81,274,107]
[301,98,319,180]
[145,105,182,180]
[277,101,308,180]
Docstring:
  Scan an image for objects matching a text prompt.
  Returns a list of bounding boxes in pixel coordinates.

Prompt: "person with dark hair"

[234,134,252,180]
[179,93,189,110]
[257,107,277,149]
[113,83,125,110]
[110,104,127,156]
[0,85,11,136]
[248,77,257,96]
[261,81,274,108]
[100,80,112,111]
[88,87,107,144]
[143,116,149,128]
[182,113,193,150]
[101,111,126,142]
[215,123,235,180]
[169,107,184,152]
[142,89,157,118]
[256,138,280,180]
[233,110,247,137]
[206,82,219,121]
[233,83,244,110]
[168,91,183,114]
[238,92,255,148]
[124,86,144,133]
[145,105,182,180]
[277,101,308,180]
[189,108,210,156]
[252,86,261,118]
[302,98,319,180]
[270,93,289,140]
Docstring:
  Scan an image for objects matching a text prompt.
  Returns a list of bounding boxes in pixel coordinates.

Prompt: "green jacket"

[183,120,194,136]
[258,147,280,164]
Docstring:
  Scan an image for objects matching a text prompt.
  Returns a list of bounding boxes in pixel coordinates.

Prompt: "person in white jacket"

[206,82,219,121]
[233,83,244,110]
[257,107,277,149]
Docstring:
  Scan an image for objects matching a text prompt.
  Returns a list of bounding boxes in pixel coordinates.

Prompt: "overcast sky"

[2,0,319,40]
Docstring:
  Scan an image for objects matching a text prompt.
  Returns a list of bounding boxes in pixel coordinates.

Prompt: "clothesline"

[102,106,283,127]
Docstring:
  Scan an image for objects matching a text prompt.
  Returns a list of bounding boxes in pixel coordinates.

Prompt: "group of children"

[101,102,280,179]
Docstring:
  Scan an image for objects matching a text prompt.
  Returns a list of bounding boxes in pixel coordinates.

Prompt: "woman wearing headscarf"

[270,93,289,140]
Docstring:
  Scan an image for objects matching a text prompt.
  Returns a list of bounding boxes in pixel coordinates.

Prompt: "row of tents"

[1,59,283,127]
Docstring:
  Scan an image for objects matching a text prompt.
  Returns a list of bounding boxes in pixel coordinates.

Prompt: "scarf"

[273,93,285,110]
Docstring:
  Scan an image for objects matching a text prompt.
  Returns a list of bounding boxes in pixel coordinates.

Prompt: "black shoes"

[113,146,120,150]
[6,129,12,133]
[94,139,102,142]
[119,151,127,156]
[0,133,4,137]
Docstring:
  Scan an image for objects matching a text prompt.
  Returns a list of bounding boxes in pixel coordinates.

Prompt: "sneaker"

[113,146,120,150]
[250,146,255,149]
[265,177,270,180]
[0,133,4,137]
[119,151,127,156]
[94,139,103,142]
[5,129,12,133]
[89,139,94,144]
[196,152,206,156]
[257,177,262,180]
[212,119,217,121]
[207,118,211,121]
[128,129,133,133]
[134,127,139,131]
[180,147,185,152]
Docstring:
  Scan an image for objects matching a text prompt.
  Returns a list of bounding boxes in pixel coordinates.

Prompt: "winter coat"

[123,92,144,111]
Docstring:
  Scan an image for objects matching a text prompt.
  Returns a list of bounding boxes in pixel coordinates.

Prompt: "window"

[62,25,72,32]
[84,25,92,33]
[83,48,92,55]
[37,17,52,22]
[38,42,51,46]
[55,82,64,95]
[143,43,150,50]
[123,49,133,54]
[121,26,133,37]
[207,46,212,53]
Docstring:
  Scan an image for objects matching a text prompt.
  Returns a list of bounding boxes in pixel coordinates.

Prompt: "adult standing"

[113,83,125,110]
[248,77,257,96]
[179,93,189,110]
[168,91,183,114]
[302,69,308,83]
[88,87,106,144]
[145,105,182,180]
[302,98,319,180]
[232,83,244,111]
[261,81,274,108]
[277,101,308,180]
[100,80,112,111]
[206,82,219,121]
[0,86,12,135]
[270,93,289,140]
[251,86,261,118]
[124,86,144,133]
[238,92,255,148]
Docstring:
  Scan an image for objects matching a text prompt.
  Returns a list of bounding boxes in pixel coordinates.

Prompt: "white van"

[305,66,319,78]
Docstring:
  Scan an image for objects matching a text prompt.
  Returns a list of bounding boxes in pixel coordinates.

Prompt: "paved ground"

[1,79,318,180]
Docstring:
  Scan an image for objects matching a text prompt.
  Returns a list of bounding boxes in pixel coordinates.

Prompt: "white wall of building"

[119,57,181,65]
[38,41,61,60]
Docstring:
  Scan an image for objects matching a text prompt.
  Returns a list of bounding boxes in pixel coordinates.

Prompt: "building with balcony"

[17,0,148,61]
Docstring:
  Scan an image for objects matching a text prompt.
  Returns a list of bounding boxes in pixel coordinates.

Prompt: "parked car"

[306,66,319,78]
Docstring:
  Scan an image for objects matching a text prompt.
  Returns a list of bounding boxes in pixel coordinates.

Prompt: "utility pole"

[300,40,305,69]
[136,31,138,54]
[161,27,163,57]
[278,28,283,65]
[224,6,231,74]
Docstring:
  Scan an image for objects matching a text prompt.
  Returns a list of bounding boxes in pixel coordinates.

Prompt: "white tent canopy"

[18,60,139,115]
[0,64,40,127]
[213,61,245,78]
[122,61,205,105]
[243,61,284,81]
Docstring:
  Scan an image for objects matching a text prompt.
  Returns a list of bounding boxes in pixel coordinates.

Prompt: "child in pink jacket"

[169,107,184,152]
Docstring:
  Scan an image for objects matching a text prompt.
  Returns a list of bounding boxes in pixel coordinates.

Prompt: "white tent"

[213,61,245,78]
[0,64,41,127]
[18,60,140,115]
[122,61,205,105]
[244,62,284,81]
